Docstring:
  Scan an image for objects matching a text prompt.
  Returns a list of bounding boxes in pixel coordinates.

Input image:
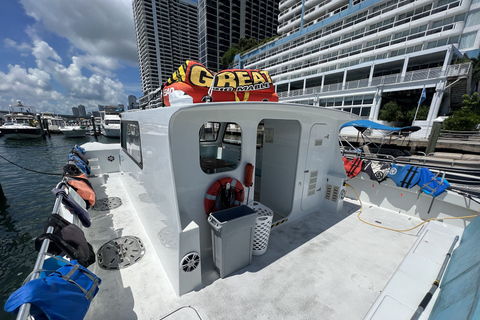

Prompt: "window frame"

[121,120,143,169]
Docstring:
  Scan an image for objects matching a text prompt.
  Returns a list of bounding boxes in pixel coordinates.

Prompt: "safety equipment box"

[208,205,257,278]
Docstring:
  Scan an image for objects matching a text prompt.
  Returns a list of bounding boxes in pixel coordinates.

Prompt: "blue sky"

[0,0,142,115]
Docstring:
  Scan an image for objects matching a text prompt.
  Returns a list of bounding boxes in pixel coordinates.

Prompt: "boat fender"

[343,156,363,178]
[34,213,96,267]
[4,259,100,320]
[418,167,450,197]
[204,177,245,214]
[387,164,421,189]
[64,177,95,210]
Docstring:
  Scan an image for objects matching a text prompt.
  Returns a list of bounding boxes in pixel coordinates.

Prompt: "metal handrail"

[16,183,66,320]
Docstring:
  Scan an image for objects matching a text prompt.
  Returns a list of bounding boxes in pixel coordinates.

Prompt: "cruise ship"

[234,0,480,138]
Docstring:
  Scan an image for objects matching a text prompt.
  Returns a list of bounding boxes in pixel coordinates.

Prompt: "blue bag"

[4,260,101,320]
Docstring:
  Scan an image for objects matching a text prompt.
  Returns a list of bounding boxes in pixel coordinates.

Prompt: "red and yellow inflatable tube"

[162,60,278,106]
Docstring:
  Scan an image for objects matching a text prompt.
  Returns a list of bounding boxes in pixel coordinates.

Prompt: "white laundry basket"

[247,202,274,256]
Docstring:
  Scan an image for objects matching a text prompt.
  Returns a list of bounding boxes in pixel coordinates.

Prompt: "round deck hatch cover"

[97,236,145,270]
[92,197,122,211]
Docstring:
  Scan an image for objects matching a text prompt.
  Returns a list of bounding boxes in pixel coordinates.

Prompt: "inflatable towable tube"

[162,60,278,106]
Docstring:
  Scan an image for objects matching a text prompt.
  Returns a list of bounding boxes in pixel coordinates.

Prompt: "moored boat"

[340,120,480,186]
[59,125,88,138]
[6,75,480,320]
[41,112,65,134]
[100,106,121,138]
[0,101,42,140]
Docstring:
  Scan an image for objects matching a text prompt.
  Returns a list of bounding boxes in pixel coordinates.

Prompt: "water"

[0,134,118,320]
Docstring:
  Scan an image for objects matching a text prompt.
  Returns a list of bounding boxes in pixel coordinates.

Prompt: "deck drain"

[97,236,145,270]
[92,197,122,211]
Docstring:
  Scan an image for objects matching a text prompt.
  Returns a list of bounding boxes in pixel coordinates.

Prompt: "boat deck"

[84,172,460,320]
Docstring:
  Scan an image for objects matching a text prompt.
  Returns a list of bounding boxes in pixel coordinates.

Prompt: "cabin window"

[199,122,241,174]
[121,121,142,168]
[199,122,220,141]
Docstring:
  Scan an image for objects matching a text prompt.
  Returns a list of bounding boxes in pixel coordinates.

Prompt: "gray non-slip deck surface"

[85,173,420,320]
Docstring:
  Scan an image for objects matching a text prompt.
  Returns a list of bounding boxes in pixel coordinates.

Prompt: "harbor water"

[0,134,118,320]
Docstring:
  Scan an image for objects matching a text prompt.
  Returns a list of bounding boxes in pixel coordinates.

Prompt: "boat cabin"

[90,102,357,295]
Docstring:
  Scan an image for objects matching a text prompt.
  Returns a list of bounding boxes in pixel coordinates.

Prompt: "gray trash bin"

[208,205,257,278]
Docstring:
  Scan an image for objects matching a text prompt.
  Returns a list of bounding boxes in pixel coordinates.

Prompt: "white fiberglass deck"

[84,172,459,320]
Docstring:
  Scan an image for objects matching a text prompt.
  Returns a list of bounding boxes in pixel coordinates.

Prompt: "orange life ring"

[205,177,244,214]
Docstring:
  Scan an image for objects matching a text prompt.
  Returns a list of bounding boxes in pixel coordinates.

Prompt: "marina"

[3,99,480,320]
[1,0,480,319]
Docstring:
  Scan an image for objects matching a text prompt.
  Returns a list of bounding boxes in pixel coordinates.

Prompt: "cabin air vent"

[332,186,340,202]
[308,170,318,196]
[325,184,333,200]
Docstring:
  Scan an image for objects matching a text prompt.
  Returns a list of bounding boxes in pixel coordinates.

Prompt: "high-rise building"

[133,0,199,108]
[197,0,280,72]
[78,104,86,117]
[72,106,79,117]
[236,0,480,137]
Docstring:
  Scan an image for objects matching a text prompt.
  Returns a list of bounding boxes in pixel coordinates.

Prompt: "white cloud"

[4,38,32,51]
[20,0,138,66]
[0,64,61,102]
[1,0,138,113]
[1,40,128,114]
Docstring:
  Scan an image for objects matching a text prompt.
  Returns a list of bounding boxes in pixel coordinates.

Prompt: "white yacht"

[100,106,121,138]
[59,125,88,138]
[9,100,480,320]
[41,112,65,133]
[0,101,42,140]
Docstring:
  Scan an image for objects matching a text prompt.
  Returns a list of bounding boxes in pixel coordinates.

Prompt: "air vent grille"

[308,170,318,196]
[332,186,340,202]
[325,184,332,200]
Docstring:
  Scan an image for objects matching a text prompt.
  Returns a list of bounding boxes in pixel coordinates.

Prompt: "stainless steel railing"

[15,183,73,320]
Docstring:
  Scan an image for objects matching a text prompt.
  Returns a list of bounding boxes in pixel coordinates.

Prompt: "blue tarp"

[339,119,421,133]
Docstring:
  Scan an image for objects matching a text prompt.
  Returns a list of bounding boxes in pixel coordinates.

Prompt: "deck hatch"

[92,197,123,211]
[97,236,145,270]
